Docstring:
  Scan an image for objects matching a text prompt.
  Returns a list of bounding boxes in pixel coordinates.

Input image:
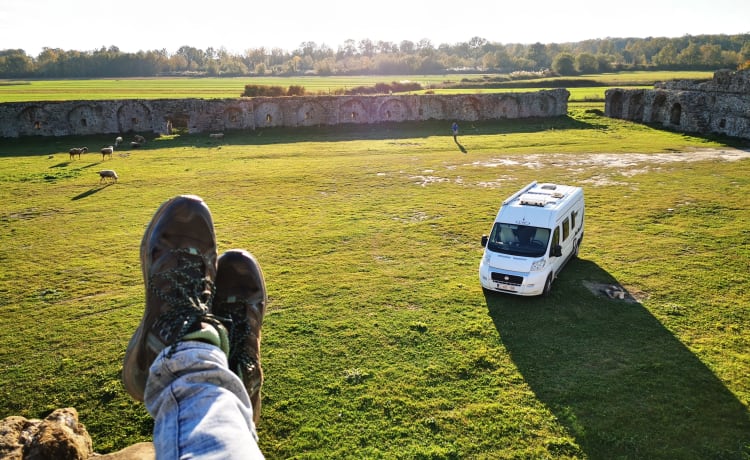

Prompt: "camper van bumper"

[479,265,546,296]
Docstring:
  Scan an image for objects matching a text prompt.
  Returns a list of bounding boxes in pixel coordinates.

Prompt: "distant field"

[0,71,715,103]
[0,75,460,102]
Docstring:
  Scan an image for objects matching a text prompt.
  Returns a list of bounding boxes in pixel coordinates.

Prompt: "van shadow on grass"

[484,258,750,459]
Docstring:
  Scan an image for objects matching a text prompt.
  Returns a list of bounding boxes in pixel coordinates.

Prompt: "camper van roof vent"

[540,184,557,190]
[519,193,550,207]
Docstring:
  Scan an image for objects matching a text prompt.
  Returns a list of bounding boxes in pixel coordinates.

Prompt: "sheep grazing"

[209,133,224,139]
[130,141,141,148]
[115,136,123,146]
[98,169,118,183]
[69,146,88,159]
[101,146,114,159]
[133,135,146,144]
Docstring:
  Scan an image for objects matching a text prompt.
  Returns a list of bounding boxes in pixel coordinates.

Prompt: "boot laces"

[149,248,216,354]
[217,298,262,378]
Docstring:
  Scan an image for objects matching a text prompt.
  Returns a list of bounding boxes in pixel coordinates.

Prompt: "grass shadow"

[1,116,747,157]
[0,117,595,156]
[72,183,112,200]
[484,258,750,459]
[454,137,468,154]
[196,117,598,147]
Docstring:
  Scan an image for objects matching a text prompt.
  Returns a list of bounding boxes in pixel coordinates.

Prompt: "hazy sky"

[1,0,748,56]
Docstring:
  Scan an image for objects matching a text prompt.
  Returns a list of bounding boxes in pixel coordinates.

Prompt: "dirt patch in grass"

[471,148,750,186]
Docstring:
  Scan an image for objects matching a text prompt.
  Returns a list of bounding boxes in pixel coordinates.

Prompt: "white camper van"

[479,181,584,296]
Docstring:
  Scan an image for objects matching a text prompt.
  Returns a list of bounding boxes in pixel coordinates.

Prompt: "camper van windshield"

[487,223,550,257]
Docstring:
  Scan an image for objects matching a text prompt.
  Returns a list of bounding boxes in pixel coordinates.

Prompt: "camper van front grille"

[490,272,524,286]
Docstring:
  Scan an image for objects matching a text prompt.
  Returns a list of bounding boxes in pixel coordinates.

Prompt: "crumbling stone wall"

[605,69,750,140]
[0,90,569,138]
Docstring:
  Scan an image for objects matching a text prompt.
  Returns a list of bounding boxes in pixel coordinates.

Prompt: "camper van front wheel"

[543,274,553,296]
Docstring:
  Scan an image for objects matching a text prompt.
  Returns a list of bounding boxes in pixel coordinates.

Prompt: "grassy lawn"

[0,71,714,103]
[0,75,462,102]
[0,105,748,459]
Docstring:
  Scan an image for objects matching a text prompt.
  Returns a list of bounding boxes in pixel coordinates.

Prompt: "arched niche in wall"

[223,107,245,129]
[459,97,481,121]
[339,98,369,124]
[117,102,152,133]
[377,98,411,122]
[296,101,326,126]
[418,96,448,120]
[254,102,283,127]
[496,95,521,119]
[627,92,645,121]
[67,104,104,135]
[17,106,50,136]
[670,103,682,126]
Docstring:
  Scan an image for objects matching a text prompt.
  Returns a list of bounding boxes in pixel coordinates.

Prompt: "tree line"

[0,34,748,79]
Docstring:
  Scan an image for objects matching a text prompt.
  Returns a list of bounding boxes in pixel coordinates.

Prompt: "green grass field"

[0,102,748,458]
[0,71,714,103]
[0,75,457,102]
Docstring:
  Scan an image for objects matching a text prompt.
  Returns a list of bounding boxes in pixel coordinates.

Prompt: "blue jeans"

[144,341,264,459]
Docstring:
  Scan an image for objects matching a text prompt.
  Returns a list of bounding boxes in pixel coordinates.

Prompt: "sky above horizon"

[1,0,748,57]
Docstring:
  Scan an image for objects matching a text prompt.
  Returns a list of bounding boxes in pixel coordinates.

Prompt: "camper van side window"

[551,227,560,252]
[562,218,570,241]
[571,211,577,229]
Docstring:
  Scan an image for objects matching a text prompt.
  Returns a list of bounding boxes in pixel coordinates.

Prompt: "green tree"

[416,38,435,57]
[482,52,499,70]
[677,42,702,66]
[551,53,576,75]
[358,39,375,57]
[575,52,598,74]
[399,40,415,54]
[653,42,678,66]
[700,44,723,67]
[596,53,614,72]
[526,42,550,69]
[0,49,34,77]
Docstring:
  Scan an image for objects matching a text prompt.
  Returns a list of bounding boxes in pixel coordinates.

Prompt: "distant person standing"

[451,121,467,154]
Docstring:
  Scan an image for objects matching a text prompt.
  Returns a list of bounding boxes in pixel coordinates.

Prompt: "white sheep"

[209,133,224,139]
[69,146,88,159]
[101,146,114,159]
[130,141,141,148]
[98,169,118,183]
[115,136,123,146]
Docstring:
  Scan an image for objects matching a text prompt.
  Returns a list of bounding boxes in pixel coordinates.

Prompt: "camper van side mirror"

[481,235,488,247]
[551,244,562,257]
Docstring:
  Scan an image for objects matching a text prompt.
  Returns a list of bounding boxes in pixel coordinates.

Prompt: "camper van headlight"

[530,259,546,271]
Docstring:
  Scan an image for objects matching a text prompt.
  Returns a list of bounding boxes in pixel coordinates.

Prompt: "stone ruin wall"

[605,69,750,140]
[0,89,569,138]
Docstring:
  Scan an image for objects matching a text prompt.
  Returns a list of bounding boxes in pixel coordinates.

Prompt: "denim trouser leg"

[144,341,264,459]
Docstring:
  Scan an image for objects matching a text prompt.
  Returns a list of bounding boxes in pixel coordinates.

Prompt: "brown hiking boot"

[214,249,267,423]
[122,195,219,402]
